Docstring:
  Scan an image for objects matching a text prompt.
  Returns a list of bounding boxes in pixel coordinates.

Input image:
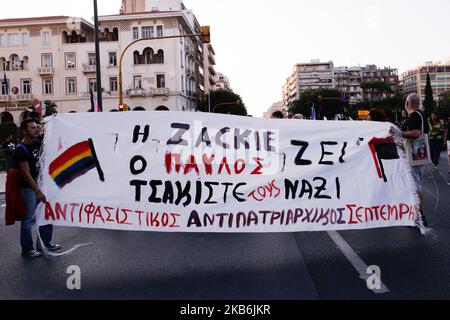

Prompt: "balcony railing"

[37,67,55,75]
[127,88,146,97]
[149,88,169,96]
[82,64,97,73]
[0,95,11,102]
[16,94,34,101]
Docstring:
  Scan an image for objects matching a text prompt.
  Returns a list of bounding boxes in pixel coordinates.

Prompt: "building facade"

[282,59,399,109]
[401,59,450,102]
[212,72,230,91]
[263,101,284,118]
[0,0,214,124]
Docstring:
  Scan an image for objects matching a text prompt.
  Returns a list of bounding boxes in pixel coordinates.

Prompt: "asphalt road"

[0,153,449,300]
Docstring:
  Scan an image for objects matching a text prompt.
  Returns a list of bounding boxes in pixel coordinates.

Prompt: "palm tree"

[44,100,58,116]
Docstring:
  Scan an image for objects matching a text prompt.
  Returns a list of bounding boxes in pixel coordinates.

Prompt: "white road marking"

[327,231,390,294]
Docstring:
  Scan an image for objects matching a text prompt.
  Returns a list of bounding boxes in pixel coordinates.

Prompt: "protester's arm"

[402,130,421,139]
[18,161,46,202]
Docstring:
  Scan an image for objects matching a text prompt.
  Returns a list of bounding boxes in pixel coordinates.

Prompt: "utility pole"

[93,0,103,111]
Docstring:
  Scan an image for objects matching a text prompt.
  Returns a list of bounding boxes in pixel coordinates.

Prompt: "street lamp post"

[93,0,103,111]
[118,27,210,111]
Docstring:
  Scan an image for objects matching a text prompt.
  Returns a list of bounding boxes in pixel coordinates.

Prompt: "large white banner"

[36,112,418,233]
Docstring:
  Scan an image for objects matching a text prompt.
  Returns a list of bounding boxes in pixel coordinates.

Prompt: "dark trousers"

[430,139,443,166]
[20,188,53,253]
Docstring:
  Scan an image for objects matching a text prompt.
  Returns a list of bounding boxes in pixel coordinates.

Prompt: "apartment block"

[0,0,214,124]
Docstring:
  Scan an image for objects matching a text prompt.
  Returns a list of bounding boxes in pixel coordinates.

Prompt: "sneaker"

[22,250,42,259]
[37,244,62,253]
[48,244,62,252]
[432,165,438,171]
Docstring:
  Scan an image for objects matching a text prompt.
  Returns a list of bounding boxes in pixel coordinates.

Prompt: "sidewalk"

[0,172,6,194]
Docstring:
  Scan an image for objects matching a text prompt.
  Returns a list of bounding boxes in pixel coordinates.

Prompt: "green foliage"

[423,73,435,118]
[360,80,393,107]
[360,80,393,94]
[44,100,58,116]
[437,92,450,118]
[288,88,344,119]
[353,94,405,122]
[197,89,247,116]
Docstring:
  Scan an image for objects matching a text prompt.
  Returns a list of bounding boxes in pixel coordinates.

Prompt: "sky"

[1,0,449,116]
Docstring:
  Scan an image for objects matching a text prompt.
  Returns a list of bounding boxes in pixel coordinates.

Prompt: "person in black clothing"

[14,119,61,258]
[2,135,17,172]
[401,94,430,227]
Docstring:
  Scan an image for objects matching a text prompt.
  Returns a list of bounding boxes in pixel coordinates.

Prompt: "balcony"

[149,88,169,96]
[208,54,216,66]
[82,64,96,73]
[79,92,91,98]
[37,67,55,76]
[0,95,11,102]
[16,94,34,101]
[127,88,146,97]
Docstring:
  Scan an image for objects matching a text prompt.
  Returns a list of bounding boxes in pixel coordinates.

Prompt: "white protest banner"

[36,112,420,233]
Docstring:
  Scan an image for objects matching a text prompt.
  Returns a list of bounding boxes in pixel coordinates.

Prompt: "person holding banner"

[401,94,430,227]
[14,119,61,258]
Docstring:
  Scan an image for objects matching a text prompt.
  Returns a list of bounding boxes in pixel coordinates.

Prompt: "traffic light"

[200,26,210,43]
[119,104,129,112]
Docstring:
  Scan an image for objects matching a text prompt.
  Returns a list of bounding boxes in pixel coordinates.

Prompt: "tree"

[360,80,393,108]
[44,100,58,116]
[436,91,450,118]
[197,89,247,116]
[288,88,343,119]
[423,73,435,118]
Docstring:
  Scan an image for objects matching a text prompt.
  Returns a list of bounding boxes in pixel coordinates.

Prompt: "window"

[157,74,165,88]
[142,26,154,39]
[133,76,142,89]
[132,27,139,40]
[21,79,31,94]
[143,48,153,64]
[42,31,50,45]
[8,34,20,46]
[22,33,29,46]
[66,78,77,94]
[109,77,118,92]
[65,52,76,69]
[41,53,53,67]
[0,35,4,47]
[88,53,96,66]
[1,80,9,95]
[157,50,164,63]
[43,78,53,95]
[109,52,117,67]
[89,78,97,92]
[157,26,163,37]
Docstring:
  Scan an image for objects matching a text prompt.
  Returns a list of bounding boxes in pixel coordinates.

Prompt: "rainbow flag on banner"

[49,139,105,188]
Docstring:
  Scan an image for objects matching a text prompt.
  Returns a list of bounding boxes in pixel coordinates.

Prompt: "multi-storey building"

[281,60,399,109]
[282,60,334,108]
[203,43,216,93]
[263,101,284,119]
[401,59,450,102]
[0,0,214,124]
[361,65,399,102]
[212,72,230,91]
